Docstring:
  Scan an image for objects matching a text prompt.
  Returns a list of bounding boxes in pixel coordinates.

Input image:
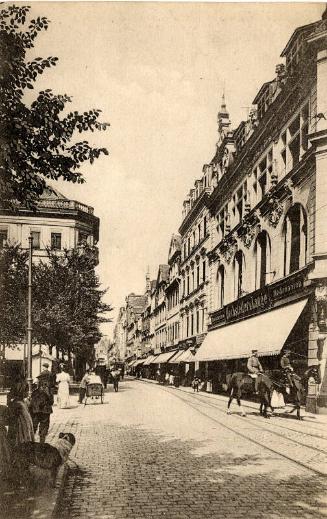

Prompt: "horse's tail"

[226,374,234,394]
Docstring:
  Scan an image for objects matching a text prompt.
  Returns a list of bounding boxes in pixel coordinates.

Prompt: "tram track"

[185,390,327,443]
[154,383,327,477]
[181,390,327,453]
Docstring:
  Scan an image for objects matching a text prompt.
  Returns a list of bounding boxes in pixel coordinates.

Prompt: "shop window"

[0,229,8,249]
[217,265,225,308]
[283,204,307,275]
[31,231,41,250]
[233,250,245,299]
[255,231,271,289]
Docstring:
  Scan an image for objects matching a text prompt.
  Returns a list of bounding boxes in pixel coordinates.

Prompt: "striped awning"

[143,354,158,366]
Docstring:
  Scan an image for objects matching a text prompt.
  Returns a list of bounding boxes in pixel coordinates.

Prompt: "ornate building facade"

[195,12,327,412]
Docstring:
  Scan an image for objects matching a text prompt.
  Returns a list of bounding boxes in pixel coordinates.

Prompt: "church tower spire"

[217,93,231,142]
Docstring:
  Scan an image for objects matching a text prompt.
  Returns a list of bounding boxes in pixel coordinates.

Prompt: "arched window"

[217,265,225,308]
[283,204,307,275]
[233,250,245,299]
[255,231,271,288]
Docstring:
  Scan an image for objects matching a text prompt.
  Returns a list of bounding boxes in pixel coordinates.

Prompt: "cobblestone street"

[51,379,327,519]
[2,379,327,519]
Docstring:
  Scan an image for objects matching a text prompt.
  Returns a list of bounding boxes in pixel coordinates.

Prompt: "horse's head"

[304,364,321,385]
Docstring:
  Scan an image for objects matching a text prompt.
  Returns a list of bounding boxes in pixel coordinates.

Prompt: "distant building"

[166,235,181,349]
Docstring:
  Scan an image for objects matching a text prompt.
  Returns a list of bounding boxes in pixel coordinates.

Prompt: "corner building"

[194,12,327,413]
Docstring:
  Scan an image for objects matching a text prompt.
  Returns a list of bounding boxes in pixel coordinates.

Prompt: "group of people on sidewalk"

[0,362,71,480]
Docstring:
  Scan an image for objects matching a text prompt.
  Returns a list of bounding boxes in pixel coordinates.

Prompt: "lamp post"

[27,235,33,397]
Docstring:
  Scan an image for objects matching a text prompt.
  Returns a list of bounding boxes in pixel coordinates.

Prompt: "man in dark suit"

[29,381,53,443]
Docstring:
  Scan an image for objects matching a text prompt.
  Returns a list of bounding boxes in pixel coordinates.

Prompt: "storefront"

[195,268,321,405]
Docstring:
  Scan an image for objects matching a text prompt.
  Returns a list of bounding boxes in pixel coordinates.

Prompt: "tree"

[0,4,109,208]
[0,244,28,354]
[32,245,112,368]
[0,244,112,372]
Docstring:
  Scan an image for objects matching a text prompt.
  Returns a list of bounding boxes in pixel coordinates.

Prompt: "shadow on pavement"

[56,421,326,519]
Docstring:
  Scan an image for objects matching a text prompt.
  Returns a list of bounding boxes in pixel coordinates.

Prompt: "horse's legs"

[236,393,246,417]
[227,388,234,414]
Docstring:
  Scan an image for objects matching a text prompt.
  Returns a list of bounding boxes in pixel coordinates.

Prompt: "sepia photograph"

[0,1,327,518]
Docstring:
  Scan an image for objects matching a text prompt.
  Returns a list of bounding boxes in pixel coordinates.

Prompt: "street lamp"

[27,235,33,397]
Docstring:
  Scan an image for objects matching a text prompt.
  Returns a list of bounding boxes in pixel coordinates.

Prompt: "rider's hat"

[251,349,258,354]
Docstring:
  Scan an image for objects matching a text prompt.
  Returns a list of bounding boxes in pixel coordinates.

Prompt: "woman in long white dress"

[56,367,70,409]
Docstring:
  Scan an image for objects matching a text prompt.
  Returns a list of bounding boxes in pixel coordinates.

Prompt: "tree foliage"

[0,244,112,364]
[0,4,109,208]
[0,244,28,350]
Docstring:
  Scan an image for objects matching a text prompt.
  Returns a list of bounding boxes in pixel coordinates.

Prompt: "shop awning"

[152,350,178,364]
[168,350,185,364]
[128,359,137,367]
[194,298,308,362]
[133,359,145,367]
[179,348,197,363]
[143,354,158,366]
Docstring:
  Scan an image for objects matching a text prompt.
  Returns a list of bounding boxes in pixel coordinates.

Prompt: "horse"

[226,364,321,419]
[266,364,321,420]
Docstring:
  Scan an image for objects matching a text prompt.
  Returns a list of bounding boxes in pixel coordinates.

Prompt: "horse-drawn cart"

[84,383,104,406]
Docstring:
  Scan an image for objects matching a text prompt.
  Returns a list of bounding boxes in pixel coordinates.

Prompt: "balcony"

[37,199,94,215]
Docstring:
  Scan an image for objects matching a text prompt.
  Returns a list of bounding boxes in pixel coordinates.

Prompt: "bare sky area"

[24,2,324,338]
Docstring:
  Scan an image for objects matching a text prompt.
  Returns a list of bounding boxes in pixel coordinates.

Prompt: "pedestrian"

[192,376,200,392]
[169,373,174,386]
[7,380,34,448]
[38,361,55,391]
[165,372,170,385]
[29,380,53,443]
[79,369,90,404]
[56,364,70,409]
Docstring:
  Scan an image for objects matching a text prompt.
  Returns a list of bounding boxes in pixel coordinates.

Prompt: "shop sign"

[210,269,307,328]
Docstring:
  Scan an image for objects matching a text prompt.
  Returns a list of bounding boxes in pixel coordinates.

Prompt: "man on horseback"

[247,349,263,393]
[280,349,296,388]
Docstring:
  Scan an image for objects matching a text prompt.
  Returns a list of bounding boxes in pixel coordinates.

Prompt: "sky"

[24,1,324,338]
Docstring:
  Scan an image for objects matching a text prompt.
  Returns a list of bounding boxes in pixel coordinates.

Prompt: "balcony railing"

[37,199,94,215]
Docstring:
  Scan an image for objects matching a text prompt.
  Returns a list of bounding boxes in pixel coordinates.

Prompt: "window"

[202,260,206,282]
[283,204,307,275]
[232,181,247,224]
[187,273,190,295]
[196,264,200,287]
[183,243,187,260]
[51,232,62,250]
[191,268,195,292]
[191,313,194,336]
[78,230,89,245]
[186,315,189,337]
[217,265,225,308]
[31,231,40,250]
[0,230,8,249]
[255,231,271,289]
[280,104,310,174]
[218,205,229,239]
[187,237,191,256]
[233,250,245,299]
[203,216,207,236]
[196,309,200,334]
[198,223,201,242]
[253,150,272,202]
